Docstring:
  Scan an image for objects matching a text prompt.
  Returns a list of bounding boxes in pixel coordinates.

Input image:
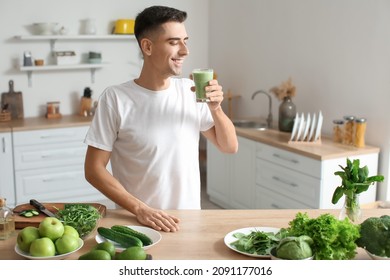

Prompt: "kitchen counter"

[4,114,93,131]
[235,126,379,160]
[1,208,387,260]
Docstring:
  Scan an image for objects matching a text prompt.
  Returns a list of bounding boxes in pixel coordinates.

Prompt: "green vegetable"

[19,209,39,217]
[356,215,390,257]
[276,235,313,259]
[55,204,101,238]
[111,225,153,246]
[331,158,384,222]
[285,212,360,260]
[97,227,143,248]
[230,228,288,255]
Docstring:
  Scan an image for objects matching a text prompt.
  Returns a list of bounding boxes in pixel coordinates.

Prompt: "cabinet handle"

[42,174,76,182]
[272,176,298,188]
[272,153,299,164]
[271,203,282,209]
[40,133,75,139]
[40,151,78,159]
[1,137,5,153]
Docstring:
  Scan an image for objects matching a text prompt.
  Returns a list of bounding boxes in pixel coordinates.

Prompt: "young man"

[84,6,238,232]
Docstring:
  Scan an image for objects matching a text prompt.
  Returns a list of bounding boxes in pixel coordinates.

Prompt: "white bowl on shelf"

[33,22,58,35]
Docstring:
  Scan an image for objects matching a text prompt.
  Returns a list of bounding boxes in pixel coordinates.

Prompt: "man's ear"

[140,38,152,56]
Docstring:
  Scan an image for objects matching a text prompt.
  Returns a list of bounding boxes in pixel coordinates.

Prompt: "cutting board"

[1,80,24,119]
[13,202,106,229]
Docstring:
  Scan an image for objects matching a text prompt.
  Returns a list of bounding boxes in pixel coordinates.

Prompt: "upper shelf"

[14,34,135,40]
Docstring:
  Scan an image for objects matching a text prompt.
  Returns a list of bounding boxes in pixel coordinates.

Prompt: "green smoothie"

[193,68,213,102]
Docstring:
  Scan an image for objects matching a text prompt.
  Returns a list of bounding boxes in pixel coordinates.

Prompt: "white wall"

[209,0,390,201]
[0,0,209,116]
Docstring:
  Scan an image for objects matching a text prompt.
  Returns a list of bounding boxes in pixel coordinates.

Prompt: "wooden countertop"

[235,126,380,160]
[0,114,93,132]
[1,208,387,260]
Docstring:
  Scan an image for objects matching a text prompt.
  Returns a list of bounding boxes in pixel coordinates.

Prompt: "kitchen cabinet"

[12,126,111,206]
[14,35,135,86]
[207,131,379,209]
[0,131,15,208]
[207,136,256,208]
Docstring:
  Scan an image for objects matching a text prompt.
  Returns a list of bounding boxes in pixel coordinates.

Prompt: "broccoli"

[356,215,390,257]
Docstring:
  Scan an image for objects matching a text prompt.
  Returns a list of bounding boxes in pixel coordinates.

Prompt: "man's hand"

[190,79,224,110]
[135,205,180,232]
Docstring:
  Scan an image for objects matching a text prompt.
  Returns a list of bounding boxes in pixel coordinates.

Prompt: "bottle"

[343,115,355,145]
[0,198,15,240]
[332,119,344,143]
[354,118,367,148]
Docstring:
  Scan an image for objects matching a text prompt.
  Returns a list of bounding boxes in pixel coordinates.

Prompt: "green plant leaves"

[331,158,384,205]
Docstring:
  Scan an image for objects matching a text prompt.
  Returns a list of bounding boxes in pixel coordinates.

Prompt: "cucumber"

[97,227,143,248]
[111,225,153,246]
[19,209,40,217]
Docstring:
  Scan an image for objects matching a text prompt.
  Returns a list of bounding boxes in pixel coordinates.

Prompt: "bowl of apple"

[15,217,83,260]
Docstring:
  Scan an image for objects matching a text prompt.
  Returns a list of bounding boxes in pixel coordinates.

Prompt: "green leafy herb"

[55,204,101,238]
[285,212,360,260]
[331,158,384,222]
[230,228,288,255]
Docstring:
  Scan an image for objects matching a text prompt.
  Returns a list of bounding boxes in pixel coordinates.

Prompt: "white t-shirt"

[84,78,214,209]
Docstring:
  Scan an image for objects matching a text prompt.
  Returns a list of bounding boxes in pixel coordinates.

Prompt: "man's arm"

[201,80,238,153]
[84,146,180,232]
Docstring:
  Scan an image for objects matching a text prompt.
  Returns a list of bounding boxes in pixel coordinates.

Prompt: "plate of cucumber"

[95,225,162,251]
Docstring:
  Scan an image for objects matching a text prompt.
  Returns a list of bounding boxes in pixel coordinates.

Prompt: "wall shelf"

[14,34,135,87]
[19,63,108,86]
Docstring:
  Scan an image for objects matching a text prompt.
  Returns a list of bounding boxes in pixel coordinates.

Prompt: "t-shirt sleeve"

[84,89,119,151]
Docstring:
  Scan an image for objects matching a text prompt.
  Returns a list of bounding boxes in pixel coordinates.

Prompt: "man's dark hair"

[134,6,187,44]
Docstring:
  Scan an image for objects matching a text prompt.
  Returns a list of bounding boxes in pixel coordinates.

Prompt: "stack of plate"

[289,111,323,143]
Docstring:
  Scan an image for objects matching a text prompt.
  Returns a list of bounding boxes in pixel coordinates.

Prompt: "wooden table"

[1,208,388,260]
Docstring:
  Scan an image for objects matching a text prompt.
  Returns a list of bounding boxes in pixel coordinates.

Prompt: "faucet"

[251,90,273,128]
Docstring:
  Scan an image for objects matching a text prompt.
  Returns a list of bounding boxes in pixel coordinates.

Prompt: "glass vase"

[339,194,362,223]
[278,96,296,132]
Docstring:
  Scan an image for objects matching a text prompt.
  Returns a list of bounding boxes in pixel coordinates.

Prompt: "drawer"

[256,142,321,178]
[255,185,312,209]
[13,126,88,146]
[15,165,102,203]
[256,160,321,208]
[14,142,87,170]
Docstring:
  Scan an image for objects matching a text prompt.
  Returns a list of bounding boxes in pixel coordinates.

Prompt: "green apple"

[63,225,79,239]
[38,217,64,241]
[55,234,80,254]
[17,226,40,253]
[30,237,56,257]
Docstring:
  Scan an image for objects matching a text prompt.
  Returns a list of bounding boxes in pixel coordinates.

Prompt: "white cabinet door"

[0,132,15,207]
[230,136,256,208]
[206,141,231,208]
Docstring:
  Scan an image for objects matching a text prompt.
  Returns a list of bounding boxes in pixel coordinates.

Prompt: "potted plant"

[331,158,384,223]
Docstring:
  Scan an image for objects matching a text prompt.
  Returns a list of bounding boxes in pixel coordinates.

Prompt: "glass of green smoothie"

[192,68,214,102]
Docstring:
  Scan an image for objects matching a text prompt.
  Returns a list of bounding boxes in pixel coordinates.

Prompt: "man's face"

[148,21,189,77]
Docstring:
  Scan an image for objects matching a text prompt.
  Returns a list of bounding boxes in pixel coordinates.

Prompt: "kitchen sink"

[233,120,268,130]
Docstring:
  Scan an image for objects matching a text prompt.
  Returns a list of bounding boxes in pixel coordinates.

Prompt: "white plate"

[224,227,280,258]
[307,112,317,141]
[290,113,300,141]
[15,238,83,260]
[95,225,162,251]
[302,113,311,141]
[295,113,305,141]
[313,111,323,141]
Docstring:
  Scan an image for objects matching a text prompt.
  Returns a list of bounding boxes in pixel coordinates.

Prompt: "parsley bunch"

[285,212,360,260]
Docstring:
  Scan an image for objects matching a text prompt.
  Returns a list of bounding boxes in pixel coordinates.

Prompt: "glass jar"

[354,118,367,148]
[0,198,15,240]
[343,115,355,145]
[332,119,344,143]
